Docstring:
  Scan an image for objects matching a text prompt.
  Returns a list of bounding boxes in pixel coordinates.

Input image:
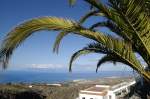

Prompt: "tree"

[0,0,150,83]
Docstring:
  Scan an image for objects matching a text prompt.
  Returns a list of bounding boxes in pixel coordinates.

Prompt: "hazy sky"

[0,0,132,72]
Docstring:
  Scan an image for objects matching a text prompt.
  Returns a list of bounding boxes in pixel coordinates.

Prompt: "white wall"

[107,91,116,99]
[79,93,104,99]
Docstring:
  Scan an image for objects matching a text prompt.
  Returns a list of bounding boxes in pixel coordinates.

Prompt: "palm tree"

[0,0,150,83]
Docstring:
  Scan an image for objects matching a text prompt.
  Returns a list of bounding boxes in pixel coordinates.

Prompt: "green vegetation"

[0,0,150,91]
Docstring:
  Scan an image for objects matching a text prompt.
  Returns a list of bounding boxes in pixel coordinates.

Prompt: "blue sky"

[0,0,132,72]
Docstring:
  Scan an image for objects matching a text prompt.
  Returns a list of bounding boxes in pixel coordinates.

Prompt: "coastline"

[0,76,134,99]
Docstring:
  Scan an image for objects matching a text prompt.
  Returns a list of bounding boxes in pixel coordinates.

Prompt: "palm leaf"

[108,0,150,66]
[145,0,150,15]
[96,54,130,72]
[0,16,129,68]
[79,10,104,24]
[68,0,76,6]
[0,16,116,67]
[85,0,111,17]
[69,41,150,80]
[89,21,131,41]
[96,54,150,81]
[69,49,98,72]
[69,40,142,72]
[69,42,113,72]
[53,31,69,53]
[0,17,81,67]
[86,0,150,67]
[96,55,116,72]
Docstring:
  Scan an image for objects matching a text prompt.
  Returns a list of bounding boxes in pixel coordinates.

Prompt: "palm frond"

[69,49,97,72]
[1,16,120,68]
[87,40,144,72]
[53,31,69,53]
[108,0,150,67]
[96,54,150,81]
[85,0,111,17]
[96,54,130,72]
[89,21,107,30]
[89,21,131,41]
[85,0,150,67]
[84,0,134,41]
[69,39,143,73]
[96,55,115,72]
[79,10,104,24]
[69,42,114,72]
[0,16,129,68]
[69,41,150,79]
[85,0,150,80]
[0,17,81,68]
[145,0,150,16]
[68,0,76,6]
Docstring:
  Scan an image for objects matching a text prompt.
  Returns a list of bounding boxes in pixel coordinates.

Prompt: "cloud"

[27,64,64,69]
[9,62,132,71]
[27,63,96,71]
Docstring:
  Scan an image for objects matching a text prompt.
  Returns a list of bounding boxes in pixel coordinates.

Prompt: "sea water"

[0,70,134,83]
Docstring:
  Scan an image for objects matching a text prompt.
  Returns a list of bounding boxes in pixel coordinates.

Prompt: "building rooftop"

[80,91,107,96]
[80,85,109,96]
[80,80,135,96]
[86,86,107,92]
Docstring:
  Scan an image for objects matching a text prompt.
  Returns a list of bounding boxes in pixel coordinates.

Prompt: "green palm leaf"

[69,42,112,72]
[69,41,150,79]
[0,17,81,67]
[79,10,104,24]
[96,54,131,72]
[69,40,142,71]
[108,0,150,66]
[89,21,132,41]
[86,0,150,67]
[68,0,76,6]
[69,49,98,72]
[0,16,128,68]
[53,31,69,53]
[85,0,111,17]
[96,55,117,72]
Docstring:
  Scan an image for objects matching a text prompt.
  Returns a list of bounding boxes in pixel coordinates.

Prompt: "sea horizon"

[0,70,135,84]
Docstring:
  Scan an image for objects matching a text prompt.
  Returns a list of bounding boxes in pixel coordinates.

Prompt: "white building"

[78,81,135,99]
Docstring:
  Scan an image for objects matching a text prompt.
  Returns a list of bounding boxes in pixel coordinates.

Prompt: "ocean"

[0,70,134,83]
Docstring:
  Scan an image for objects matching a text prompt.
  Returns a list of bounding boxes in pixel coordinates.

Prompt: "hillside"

[0,77,135,99]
